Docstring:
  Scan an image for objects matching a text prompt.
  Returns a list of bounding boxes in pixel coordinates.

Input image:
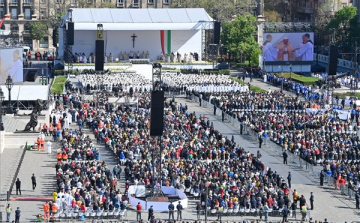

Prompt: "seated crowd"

[79,73,152,93]
[162,74,246,93]
[46,83,314,222]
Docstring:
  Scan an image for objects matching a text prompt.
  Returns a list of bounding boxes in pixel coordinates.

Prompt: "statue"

[24,99,43,131]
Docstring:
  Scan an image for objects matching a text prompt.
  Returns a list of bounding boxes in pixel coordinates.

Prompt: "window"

[11,0,17,4]
[0,8,4,18]
[87,0,93,3]
[24,8,31,19]
[148,0,153,4]
[24,23,30,30]
[103,0,109,2]
[0,0,4,5]
[23,0,31,4]
[11,8,17,19]
[10,25,18,31]
[56,8,61,15]
[163,0,169,4]
[40,37,48,48]
[55,0,62,3]
[133,0,139,6]
[40,0,45,3]
[117,0,123,5]
[23,37,32,47]
[40,8,46,19]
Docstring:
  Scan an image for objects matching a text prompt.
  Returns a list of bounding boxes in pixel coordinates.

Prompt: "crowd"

[79,73,152,93]
[41,78,317,223]
[162,74,247,93]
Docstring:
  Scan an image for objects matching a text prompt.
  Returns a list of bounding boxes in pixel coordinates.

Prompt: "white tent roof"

[0,85,49,101]
[67,8,214,31]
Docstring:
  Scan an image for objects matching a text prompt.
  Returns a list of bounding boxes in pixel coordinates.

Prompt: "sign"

[97,30,103,40]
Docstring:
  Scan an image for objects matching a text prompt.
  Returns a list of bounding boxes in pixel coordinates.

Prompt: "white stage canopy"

[0,85,49,101]
[65,8,214,31]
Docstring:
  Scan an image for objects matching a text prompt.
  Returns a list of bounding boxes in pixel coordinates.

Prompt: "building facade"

[295,0,352,22]
[0,0,172,50]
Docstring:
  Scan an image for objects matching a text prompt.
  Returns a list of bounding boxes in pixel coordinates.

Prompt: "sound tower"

[67,22,74,45]
[95,40,104,71]
[213,22,221,44]
[150,90,164,136]
[52,28,58,47]
[328,45,338,76]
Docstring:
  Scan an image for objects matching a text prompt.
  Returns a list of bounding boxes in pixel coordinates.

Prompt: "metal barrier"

[7,142,27,201]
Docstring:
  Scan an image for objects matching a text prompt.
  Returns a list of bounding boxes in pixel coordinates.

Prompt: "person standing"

[240,120,243,135]
[15,207,21,223]
[5,204,12,222]
[258,134,263,148]
[291,202,297,219]
[356,192,359,209]
[168,201,175,221]
[15,178,21,195]
[136,202,142,221]
[46,141,52,154]
[148,205,154,221]
[310,192,314,210]
[283,150,288,164]
[287,172,292,188]
[196,202,201,220]
[31,174,36,190]
[176,201,183,221]
[282,205,289,222]
[320,170,324,186]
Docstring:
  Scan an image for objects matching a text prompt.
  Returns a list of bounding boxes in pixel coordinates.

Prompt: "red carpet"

[10,197,52,201]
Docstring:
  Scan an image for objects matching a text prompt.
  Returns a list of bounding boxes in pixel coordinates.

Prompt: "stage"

[128,185,188,211]
[59,8,214,62]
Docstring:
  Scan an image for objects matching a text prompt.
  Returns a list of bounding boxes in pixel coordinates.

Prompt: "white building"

[59,8,214,61]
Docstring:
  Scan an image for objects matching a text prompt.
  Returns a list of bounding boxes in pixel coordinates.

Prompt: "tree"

[221,15,260,65]
[327,6,359,46]
[314,0,338,44]
[170,0,258,22]
[264,11,282,22]
[29,22,48,50]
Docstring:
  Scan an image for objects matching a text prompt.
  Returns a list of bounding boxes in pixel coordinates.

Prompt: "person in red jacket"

[136,202,142,221]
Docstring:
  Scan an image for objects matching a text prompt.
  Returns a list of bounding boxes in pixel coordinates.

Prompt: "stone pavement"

[175,97,360,222]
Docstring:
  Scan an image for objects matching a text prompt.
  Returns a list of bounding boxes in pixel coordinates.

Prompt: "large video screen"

[263,32,314,64]
[0,48,24,84]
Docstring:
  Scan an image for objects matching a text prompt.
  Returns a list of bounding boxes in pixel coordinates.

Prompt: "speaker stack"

[150,90,164,136]
[213,22,221,44]
[328,45,338,76]
[67,22,74,45]
[95,40,104,71]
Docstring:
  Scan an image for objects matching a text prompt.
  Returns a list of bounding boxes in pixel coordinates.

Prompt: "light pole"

[204,181,210,222]
[5,75,13,114]
[0,88,4,131]
[289,63,292,91]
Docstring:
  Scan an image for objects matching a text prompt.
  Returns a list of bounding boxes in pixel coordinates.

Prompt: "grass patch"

[230,76,267,93]
[333,92,360,99]
[51,76,67,94]
[276,73,319,86]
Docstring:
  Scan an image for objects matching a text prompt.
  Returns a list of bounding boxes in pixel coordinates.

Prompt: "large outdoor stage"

[59,8,214,61]
[128,185,188,211]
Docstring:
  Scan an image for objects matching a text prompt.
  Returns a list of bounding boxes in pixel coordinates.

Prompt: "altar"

[59,8,214,62]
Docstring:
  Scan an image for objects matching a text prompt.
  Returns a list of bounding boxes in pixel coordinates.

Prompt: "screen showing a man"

[293,34,314,61]
[0,48,24,84]
[263,32,314,63]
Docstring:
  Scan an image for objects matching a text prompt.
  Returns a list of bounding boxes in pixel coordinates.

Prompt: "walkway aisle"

[177,97,359,222]
[3,133,57,222]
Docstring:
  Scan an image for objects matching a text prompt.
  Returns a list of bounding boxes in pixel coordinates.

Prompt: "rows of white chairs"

[206,206,288,217]
[55,208,127,220]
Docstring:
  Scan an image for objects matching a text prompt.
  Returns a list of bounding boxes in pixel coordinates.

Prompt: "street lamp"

[290,64,293,91]
[5,75,13,114]
[0,88,4,131]
[204,181,211,222]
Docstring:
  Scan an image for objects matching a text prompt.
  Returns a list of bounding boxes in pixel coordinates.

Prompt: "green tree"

[221,15,260,65]
[29,22,48,46]
[264,11,282,22]
[327,6,359,46]
[171,0,258,22]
